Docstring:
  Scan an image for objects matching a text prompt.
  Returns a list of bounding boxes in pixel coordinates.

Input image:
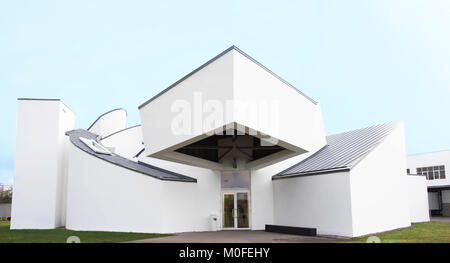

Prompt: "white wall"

[88,109,127,138]
[407,176,430,222]
[65,144,164,233]
[55,103,75,227]
[139,50,234,157]
[101,125,143,159]
[65,142,221,233]
[250,146,324,230]
[11,99,74,229]
[272,171,354,237]
[407,150,450,187]
[233,49,327,153]
[349,123,411,237]
[139,156,221,233]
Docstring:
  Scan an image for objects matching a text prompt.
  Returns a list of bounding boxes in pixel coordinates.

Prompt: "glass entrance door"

[237,192,249,228]
[222,193,235,228]
[222,192,249,229]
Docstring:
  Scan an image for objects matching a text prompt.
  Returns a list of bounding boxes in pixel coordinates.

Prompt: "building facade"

[11,46,429,237]
[407,150,450,216]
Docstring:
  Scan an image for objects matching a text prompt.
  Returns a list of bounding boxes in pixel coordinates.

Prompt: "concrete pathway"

[431,216,450,222]
[129,230,347,243]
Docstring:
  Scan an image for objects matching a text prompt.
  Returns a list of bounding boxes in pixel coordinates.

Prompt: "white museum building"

[11,46,430,237]
[407,150,450,217]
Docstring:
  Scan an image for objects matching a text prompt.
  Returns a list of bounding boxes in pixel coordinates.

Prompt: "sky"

[1,0,450,185]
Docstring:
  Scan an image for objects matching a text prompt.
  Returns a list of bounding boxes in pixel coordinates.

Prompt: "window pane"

[434,171,439,179]
[221,171,250,188]
[440,165,445,170]
[441,171,446,179]
[417,168,422,173]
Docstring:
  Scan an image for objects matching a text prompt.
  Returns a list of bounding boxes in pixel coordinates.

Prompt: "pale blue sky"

[1,1,450,184]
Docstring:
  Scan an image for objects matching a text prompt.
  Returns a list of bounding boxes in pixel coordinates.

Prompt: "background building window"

[416,165,446,180]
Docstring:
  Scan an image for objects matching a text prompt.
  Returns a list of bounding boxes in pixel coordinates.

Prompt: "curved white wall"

[65,143,221,233]
[66,144,164,233]
[101,125,143,159]
[88,109,127,138]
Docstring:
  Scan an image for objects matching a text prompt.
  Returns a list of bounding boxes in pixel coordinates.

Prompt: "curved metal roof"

[66,129,197,183]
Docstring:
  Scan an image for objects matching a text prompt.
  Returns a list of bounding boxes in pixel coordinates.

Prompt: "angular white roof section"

[273,121,401,179]
[138,46,316,109]
[138,46,327,170]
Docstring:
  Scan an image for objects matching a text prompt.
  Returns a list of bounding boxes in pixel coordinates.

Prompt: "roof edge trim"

[138,45,317,109]
[101,124,142,140]
[17,98,75,114]
[87,108,128,131]
[67,129,197,183]
[272,167,350,180]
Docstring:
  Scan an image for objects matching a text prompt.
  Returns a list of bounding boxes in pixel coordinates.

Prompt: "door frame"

[220,189,251,230]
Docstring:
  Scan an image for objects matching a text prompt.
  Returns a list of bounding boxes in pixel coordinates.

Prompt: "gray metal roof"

[66,129,197,183]
[273,122,400,179]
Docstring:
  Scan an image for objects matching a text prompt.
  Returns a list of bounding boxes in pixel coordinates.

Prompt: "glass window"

[434,171,439,179]
[221,171,250,188]
[418,166,446,180]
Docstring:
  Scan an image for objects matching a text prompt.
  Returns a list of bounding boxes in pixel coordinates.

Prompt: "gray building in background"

[0,185,12,218]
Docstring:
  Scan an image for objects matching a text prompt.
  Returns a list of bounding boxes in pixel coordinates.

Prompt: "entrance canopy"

[139,46,327,170]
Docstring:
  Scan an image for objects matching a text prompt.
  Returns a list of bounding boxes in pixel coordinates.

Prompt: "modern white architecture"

[407,150,450,217]
[11,46,429,237]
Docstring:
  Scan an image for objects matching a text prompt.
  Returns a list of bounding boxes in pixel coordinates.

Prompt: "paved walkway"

[129,230,347,243]
[431,216,450,222]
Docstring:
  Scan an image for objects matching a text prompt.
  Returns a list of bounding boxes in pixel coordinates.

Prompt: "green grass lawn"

[0,221,168,243]
[352,221,450,243]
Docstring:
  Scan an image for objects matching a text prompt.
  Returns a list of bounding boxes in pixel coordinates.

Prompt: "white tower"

[11,99,75,229]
